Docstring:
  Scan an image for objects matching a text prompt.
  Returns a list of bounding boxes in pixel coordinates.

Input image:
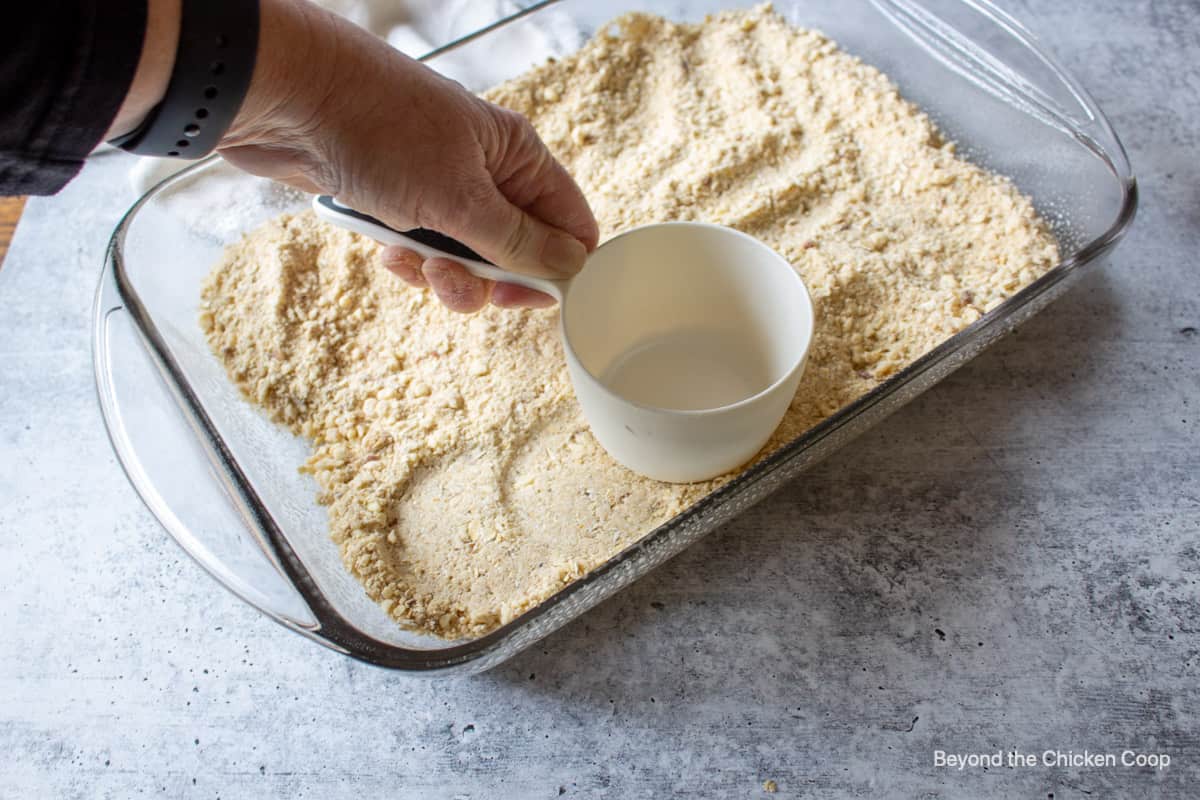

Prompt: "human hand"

[217,0,598,312]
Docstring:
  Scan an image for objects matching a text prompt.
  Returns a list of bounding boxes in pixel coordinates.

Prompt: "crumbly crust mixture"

[201,6,1057,637]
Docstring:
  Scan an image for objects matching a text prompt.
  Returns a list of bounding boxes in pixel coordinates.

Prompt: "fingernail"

[541,234,588,277]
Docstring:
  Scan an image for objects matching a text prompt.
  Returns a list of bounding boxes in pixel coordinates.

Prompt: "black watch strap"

[110,0,260,159]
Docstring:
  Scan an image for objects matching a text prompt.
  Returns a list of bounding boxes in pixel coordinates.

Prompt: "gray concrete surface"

[1,2,1197,797]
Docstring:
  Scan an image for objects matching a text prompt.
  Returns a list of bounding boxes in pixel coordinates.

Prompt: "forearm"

[105,0,182,140]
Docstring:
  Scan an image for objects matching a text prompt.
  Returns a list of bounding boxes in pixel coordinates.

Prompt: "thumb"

[442,181,589,280]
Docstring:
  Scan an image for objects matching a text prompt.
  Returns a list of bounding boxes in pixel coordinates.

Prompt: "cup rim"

[560,220,816,417]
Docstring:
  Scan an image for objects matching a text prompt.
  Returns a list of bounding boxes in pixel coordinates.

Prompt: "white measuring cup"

[313,196,814,483]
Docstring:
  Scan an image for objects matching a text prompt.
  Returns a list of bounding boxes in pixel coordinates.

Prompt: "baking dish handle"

[870,0,1133,178]
[93,258,321,633]
[93,159,533,673]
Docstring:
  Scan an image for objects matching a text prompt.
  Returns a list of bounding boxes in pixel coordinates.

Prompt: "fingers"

[421,258,491,314]
[492,116,600,251]
[518,155,600,251]
[379,248,555,312]
[380,246,427,287]
[432,108,598,278]
[490,282,557,309]
[442,181,589,281]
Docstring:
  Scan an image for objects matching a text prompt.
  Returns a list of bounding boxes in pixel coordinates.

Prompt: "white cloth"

[129,0,541,196]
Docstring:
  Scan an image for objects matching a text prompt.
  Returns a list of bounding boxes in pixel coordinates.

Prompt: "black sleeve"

[1,1,148,195]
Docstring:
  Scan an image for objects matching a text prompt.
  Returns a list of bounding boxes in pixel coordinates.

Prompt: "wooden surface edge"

[0,196,27,269]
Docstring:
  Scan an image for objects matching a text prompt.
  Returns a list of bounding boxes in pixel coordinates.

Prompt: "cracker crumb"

[201,6,1057,638]
[764,779,779,793]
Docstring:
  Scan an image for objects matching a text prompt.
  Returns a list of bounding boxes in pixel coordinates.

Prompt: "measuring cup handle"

[312,196,565,300]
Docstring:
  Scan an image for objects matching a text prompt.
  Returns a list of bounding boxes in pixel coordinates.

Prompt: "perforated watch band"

[110,0,260,159]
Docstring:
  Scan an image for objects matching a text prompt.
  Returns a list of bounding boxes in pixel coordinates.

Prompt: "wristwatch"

[109,0,260,159]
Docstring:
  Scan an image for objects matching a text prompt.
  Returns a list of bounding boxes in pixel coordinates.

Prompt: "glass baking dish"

[93,0,1136,675]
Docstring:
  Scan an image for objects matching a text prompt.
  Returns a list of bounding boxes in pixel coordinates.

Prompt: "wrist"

[107,0,183,139]
[222,0,339,145]
[109,0,261,158]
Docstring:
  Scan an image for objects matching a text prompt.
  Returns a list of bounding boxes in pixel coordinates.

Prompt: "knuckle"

[509,110,537,139]
[495,106,531,136]
[502,215,535,261]
[461,179,496,209]
[409,192,435,229]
